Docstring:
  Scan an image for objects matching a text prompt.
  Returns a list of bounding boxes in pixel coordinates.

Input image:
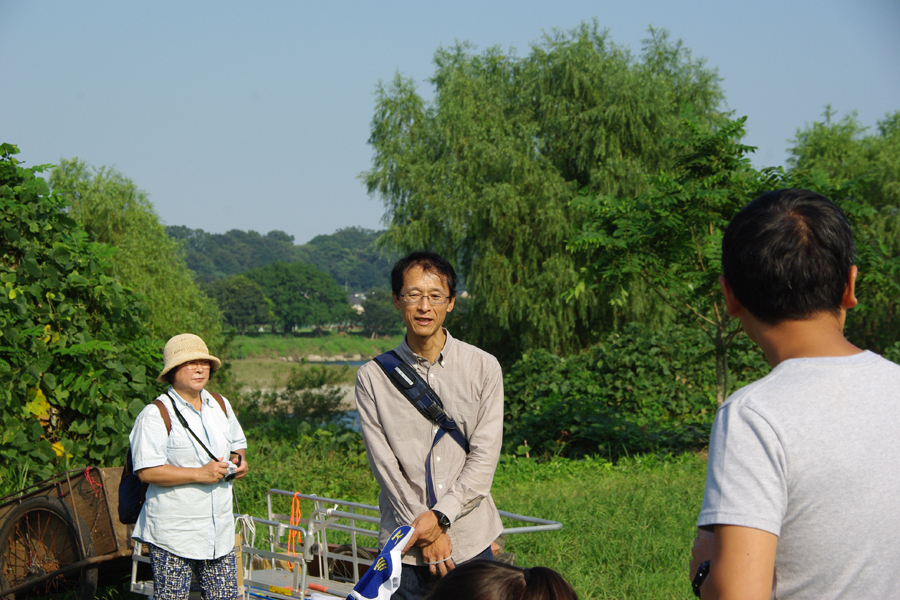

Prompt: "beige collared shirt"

[355,329,504,565]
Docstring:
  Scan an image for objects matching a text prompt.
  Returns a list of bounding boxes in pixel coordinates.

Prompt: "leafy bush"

[503,322,769,459]
[0,144,161,492]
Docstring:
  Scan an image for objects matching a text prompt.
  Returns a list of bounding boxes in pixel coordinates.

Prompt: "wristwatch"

[692,560,710,598]
[432,510,451,529]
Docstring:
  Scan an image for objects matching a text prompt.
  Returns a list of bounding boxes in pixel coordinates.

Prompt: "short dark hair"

[425,561,578,600]
[722,188,855,324]
[390,251,457,298]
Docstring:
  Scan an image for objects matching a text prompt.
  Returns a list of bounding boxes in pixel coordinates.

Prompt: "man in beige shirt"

[355,251,504,600]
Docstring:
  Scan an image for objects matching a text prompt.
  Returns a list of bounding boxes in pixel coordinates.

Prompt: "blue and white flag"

[347,525,414,600]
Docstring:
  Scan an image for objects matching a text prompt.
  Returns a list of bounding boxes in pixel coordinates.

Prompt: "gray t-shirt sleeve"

[698,398,787,537]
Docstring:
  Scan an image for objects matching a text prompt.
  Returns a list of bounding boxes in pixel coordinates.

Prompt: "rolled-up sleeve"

[223,396,247,451]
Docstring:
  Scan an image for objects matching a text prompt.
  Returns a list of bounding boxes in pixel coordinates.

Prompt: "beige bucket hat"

[156,333,222,383]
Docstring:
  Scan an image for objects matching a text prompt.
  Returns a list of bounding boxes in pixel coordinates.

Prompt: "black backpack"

[118,394,227,524]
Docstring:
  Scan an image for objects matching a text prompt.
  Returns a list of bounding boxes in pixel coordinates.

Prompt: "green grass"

[229,431,706,600]
[86,436,706,600]
[226,358,359,389]
[492,454,706,599]
[228,332,403,360]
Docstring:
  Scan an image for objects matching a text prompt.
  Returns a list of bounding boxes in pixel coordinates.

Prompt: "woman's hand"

[197,458,231,484]
[231,451,249,480]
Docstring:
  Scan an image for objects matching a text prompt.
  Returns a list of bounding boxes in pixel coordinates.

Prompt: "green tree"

[0,144,161,489]
[571,116,773,405]
[49,159,223,347]
[359,288,403,338]
[788,107,900,209]
[244,261,351,333]
[363,23,724,363]
[572,115,900,405]
[787,108,900,350]
[205,275,273,335]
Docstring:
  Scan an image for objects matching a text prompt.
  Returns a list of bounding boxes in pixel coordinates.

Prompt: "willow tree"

[363,22,724,363]
[50,159,223,348]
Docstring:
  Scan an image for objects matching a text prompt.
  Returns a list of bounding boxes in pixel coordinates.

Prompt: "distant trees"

[167,227,297,283]
[169,225,395,292]
[359,289,404,338]
[50,159,222,347]
[204,276,272,335]
[363,22,725,363]
[244,262,352,333]
[295,227,396,292]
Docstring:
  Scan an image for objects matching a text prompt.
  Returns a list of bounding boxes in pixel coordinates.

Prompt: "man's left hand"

[420,533,454,577]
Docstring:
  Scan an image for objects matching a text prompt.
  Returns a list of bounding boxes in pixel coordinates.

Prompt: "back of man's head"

[722,188,856,324]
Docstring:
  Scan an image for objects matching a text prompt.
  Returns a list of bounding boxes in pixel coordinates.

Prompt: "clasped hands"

[403,510,454,577]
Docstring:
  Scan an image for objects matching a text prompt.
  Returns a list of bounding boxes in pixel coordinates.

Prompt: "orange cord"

[286,493,302,571]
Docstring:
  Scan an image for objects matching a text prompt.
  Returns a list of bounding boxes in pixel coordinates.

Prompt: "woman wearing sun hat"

[129,333,249,600]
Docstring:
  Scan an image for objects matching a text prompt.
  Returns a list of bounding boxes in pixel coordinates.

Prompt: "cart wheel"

[327,544,375,583]
[0,496,98,600]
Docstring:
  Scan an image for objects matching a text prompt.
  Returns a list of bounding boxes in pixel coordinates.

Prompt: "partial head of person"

[156,333,222,387]
[721,188,857,326]
[425,561,578,600]
[391,251,457,343]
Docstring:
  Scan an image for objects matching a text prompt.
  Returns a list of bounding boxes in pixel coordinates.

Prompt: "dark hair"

[390,251,457,298]
[722,188,855,324]
[425,561,578,600]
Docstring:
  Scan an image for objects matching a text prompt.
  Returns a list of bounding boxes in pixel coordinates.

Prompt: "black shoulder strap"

[373,351,469,508]
[373,351,469,453]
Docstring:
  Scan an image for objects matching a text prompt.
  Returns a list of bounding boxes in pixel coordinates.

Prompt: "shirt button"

[438,484,443,490]
[436,456,441,462]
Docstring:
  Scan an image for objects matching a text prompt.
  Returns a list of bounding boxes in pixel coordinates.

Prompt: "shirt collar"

[167,387,212,411]
[396,328,455,368]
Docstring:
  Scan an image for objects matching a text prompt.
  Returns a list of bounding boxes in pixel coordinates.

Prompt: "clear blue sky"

[2,0,898,244]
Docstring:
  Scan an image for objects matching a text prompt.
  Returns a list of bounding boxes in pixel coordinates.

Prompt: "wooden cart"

[0,467,135,600]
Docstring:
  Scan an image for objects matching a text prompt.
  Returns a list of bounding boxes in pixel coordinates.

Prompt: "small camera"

[224,462,238,482]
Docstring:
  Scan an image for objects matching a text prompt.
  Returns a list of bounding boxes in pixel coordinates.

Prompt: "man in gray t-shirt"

[689,189,900,599]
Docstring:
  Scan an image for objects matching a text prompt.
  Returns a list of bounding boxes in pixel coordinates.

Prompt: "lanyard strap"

[166,391,220,462]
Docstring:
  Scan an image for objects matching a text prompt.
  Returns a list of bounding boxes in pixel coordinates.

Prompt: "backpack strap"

[152,399,172,434]
[373,350,469,508]
[210,392,228,417]
[152,393,227,433]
